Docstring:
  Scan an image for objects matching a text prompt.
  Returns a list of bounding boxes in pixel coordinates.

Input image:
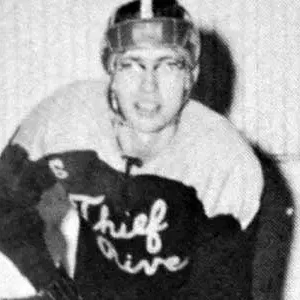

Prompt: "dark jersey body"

[0,144,254,299]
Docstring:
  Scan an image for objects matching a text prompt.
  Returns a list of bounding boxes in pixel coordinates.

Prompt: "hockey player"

[0,0,263,299]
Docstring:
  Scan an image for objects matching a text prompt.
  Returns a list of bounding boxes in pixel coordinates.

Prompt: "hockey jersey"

[0,80,263,299]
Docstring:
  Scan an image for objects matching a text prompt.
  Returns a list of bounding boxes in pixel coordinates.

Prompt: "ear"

[110,79,116,91]
[192,64,200,83]
[110,72,118,91]
[184,64,200,90]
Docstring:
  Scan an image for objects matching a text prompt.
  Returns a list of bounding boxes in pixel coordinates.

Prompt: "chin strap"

[119,155,143,213]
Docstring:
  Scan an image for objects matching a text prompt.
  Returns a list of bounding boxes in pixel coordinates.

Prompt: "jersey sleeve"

[11,96,57,160]
[203,148,264,230]
[177,215,254,300]
[0,144,83,299]
[0,99,83,297]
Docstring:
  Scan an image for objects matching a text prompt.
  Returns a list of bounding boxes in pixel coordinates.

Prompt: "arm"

[202,148,264,231]
[177,144,264,299]
[0,143,82,299]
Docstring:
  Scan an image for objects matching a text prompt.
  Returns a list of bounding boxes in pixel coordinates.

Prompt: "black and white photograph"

[0,0,298,299]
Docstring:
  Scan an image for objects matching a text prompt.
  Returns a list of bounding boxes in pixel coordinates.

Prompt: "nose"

[141,69,157,93]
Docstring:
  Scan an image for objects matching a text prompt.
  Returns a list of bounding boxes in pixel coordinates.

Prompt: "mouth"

[134,102,161,118]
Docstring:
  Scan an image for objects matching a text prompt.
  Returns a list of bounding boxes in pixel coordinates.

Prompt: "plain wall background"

[0,0,300,298]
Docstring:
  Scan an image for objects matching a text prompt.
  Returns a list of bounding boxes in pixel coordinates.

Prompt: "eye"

[156,59,185,73]
[168,60,184,69]
[116,60,133,70]
[116,59,144,72]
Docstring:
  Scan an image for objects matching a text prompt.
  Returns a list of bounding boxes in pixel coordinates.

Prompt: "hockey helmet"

[101,0,201,73]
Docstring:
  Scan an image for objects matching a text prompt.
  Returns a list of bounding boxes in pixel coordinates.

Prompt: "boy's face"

[111,47,192,133]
